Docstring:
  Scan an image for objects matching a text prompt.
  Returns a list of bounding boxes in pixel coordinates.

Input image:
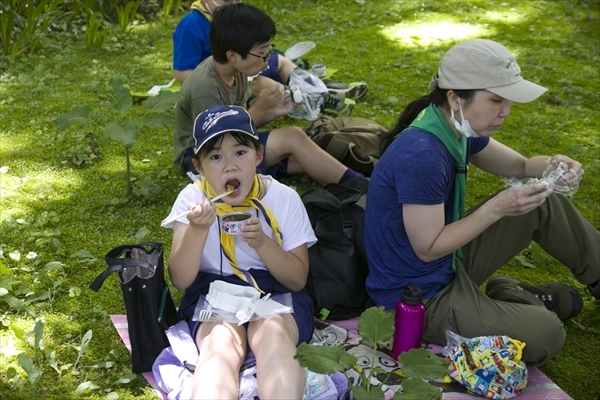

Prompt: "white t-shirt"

[163,175,317,276]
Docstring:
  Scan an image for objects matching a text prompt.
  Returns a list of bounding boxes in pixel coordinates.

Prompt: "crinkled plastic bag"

[441,329,469,357]
[446,335,528,399]
[285,41,316,60]
[503,160,579,199]
[287,69,327,120]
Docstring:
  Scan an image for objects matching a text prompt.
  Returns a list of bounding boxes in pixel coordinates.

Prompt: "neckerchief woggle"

[396,104,467,272]
[191,1,213,21]
[196,175,283,293]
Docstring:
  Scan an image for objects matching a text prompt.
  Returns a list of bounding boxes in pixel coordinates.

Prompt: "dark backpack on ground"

[301,178,373,320]
[304,115,386,176]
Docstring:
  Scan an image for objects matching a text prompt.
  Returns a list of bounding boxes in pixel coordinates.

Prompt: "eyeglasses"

[247,45,274,62]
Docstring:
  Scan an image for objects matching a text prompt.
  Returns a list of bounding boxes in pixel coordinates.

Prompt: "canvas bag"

[446,335,528,399]
[304,115,386,176]
[301,178,373,320]
[89,242,179,373]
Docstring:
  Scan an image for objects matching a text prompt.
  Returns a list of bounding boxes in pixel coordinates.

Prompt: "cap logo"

[202,109,239,131]
[505,58,521,77]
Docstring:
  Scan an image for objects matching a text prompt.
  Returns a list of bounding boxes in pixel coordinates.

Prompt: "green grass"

[0,0,598,399]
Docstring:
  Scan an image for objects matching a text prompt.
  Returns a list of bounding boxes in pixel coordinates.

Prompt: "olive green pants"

[424,193,600,365]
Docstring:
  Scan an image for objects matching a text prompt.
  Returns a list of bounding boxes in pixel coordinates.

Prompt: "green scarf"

[404,104,467,272]
[196,175,283,293]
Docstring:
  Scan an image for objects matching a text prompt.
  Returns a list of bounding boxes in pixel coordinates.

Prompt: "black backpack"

[301,178,373,320]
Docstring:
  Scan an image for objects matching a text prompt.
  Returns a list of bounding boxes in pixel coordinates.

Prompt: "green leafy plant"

[295,307,448,399]
[0,0,61,60]
[55,77,183,198]
[115,0,142,32]
[84,11,109,47]
[161,0,183,25]
[14,320,45,396]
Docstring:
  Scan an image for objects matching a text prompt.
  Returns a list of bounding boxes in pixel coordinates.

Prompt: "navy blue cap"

[192,105,259,155]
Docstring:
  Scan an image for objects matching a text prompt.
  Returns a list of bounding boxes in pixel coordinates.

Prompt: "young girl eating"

[163,105,316,398]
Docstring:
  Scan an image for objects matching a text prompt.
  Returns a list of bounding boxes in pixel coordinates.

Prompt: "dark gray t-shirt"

[173,56,251,169]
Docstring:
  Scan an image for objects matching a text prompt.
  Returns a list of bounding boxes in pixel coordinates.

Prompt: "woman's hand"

[485,185,553,218]
[186,199,216,230]
[240,217,267,248]
[548,154,584,185]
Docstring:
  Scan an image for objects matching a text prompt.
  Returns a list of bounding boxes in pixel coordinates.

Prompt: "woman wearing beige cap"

[364,39,599,365]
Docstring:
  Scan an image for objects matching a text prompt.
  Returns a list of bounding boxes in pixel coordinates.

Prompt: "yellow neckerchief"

[196,175,283,293]
[191,1,213,21]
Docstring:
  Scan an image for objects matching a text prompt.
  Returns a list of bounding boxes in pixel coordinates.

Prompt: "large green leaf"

[109,77,132,112]
[353,385,385,400]
[105,120,139,149]
[143,91,183,113]
[4,295,24,310]
[34,319,43,348]
[398,348,448,380]
[75,381,101,394]
[54,106,92,131]
[18,354,42,386]
[357,306,394,345]
[294,343,357,374]
[141,113,177,129]
[115,85,133,112]
[397,378,442,400]
[42,261,64,273]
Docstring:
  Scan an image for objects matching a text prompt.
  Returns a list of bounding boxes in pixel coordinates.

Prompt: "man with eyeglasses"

[172,0,367,106]
[174,3,366,187]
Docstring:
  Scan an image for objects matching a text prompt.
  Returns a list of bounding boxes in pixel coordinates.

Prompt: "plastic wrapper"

[441,329,470,357]
[503,160,579,199]
[192,293,293,324]
[285,41,316,60]
[286,68,327,121]
[446,334,528,399]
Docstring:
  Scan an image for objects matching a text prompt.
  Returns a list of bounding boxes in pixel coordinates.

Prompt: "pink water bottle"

[392,285,425,359]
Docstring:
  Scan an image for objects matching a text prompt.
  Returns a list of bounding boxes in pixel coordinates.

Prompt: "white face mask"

[450,99,480,138]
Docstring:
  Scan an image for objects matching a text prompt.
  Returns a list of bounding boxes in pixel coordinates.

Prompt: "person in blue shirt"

[365,39,600,365]
[173,0,241,84]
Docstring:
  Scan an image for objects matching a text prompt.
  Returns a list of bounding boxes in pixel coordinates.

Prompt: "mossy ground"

[0,1,598,399]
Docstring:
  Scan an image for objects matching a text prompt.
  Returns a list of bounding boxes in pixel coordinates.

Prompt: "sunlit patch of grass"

[381,21,491,47]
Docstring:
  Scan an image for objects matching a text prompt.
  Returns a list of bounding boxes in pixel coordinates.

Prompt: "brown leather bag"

[304,115,386,176]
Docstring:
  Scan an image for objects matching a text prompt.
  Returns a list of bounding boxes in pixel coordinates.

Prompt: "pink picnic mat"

[110,315,572,399]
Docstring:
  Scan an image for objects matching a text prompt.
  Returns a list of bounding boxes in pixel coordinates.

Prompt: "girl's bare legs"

[264,126,347,184]
[247,313,304,398]
[191,321,247,399]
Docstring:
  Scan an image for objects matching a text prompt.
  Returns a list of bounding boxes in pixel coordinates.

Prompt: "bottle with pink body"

[391,284,426,360]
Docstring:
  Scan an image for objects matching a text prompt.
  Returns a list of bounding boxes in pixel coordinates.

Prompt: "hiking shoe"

[486,277,583,320]
[292,57,309,70]
[587,280,600,303]
[324,80,368,101]
[321,95,355,117]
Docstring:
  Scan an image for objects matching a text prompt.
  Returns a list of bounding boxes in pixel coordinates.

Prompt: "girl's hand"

[186,199,216,230]
[548,154,584,185]
[486,185,552,218]
[239,217,266,248]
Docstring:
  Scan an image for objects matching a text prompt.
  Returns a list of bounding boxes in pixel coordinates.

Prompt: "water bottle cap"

[401,284,423,305]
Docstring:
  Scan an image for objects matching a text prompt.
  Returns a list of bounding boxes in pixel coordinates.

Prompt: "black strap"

[339,194,361,242]
[455,164,468,174]
[89,242,162,292]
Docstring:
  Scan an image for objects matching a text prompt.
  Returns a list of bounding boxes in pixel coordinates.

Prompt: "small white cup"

[220,212,252,235]
[312,64,326,78]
